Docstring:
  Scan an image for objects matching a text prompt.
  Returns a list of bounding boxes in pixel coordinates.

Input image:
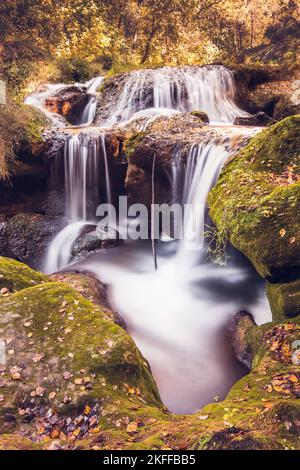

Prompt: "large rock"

[0,213,61,269]
[267,279,300,322]
[124,113,238,209]
[208,115,300,320]
[242,76,300,120]
[45,86,89,125]
[71,224,122,259]
[49,271,125,329]
[234,112,276,127]
[0,257,161,439]
[229,312,256,369]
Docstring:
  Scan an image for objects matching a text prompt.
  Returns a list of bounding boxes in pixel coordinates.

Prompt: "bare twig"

[151,153,158,271]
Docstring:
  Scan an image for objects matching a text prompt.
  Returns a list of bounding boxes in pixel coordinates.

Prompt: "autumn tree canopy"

[1,0,299,96]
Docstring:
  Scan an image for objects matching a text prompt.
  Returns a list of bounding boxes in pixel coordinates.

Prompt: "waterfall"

[174,126,261,269]
[25,76,103,127]
[177,141,229,266]
[79,76,104,125]
[106,65,249,126]
[100,134,112,205]
[44,131,111,272]
[40,64,272,414]
[64,134,100,222]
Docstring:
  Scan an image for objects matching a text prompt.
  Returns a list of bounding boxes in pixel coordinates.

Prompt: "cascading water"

[73,129,271,414]
[106,65,249,126]
[44,132,111,273]
[41,64,271,413]
[178,141,229,260]
[79,76,104,125]
[24,83,68,127]
[25,76,103,127]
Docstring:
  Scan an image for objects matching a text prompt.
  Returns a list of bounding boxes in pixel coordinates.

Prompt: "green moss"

[267,280,300,321]
[208,116,300,279]
[0,280,162,429]
[56,58,97,83]
[0,256,46,292]
[125,132,146,160]
[0,102,49,180]
[190,110,209,122]
[0,435,40,450]
[0,257,299,450]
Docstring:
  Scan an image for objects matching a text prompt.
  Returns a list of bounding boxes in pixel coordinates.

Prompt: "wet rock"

[125,113,251,209]
[189,110,209,123]
[230,311,256,369]
[0,213,62,269]
[273,81,300,120]
[71,224,122,259]
[45,86,89,124]
[234,111,276,127]
[95,72,153,125]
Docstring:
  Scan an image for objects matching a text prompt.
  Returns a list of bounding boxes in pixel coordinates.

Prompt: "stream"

[26,65,272,414]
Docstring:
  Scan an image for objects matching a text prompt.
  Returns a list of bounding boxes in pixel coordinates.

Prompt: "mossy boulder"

[0,281,162,436]
[0,256,46,292]
[208,116,300,282]
[267,280,300,322]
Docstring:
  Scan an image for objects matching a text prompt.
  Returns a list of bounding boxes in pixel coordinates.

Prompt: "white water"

[25,83,68,127]
[106,65,249,126]
[44,131,111,273]
[79,76,104,125]
[77,242,271,414]
[25,76,103,126]
[46,129,271,413]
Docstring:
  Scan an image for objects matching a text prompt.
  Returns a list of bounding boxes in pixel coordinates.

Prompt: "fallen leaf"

[36,387,45,397]
[63,371,72,380]
[0,287,9,295]
[73,427,81,437]
[126,422,138,433]
[279,229,286,238]
[12,373,21,380]
[50,429,60,439]
[32,353,44,363]
[198,415,209,420]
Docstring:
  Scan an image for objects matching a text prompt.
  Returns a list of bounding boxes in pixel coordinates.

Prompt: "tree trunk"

[140,19,157,64]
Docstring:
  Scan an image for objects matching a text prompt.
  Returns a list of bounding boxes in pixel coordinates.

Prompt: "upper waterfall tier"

[96,65,249,126]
